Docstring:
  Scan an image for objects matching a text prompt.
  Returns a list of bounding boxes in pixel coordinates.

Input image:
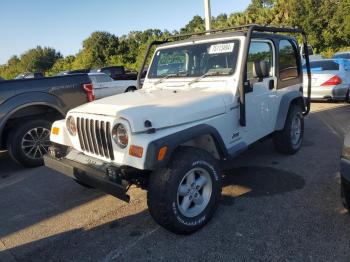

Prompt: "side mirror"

[253,60,270,81]
[302,46,314,58]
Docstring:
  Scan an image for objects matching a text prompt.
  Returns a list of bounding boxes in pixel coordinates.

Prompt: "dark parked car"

[56,69,90,76]
[15,72,44,79]
[98,66,137,80]
[341,132,350,213]
[0,74,98,167]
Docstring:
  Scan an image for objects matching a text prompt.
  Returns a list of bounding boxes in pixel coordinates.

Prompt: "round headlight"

[112,124,129,148]
[66,116,77,136]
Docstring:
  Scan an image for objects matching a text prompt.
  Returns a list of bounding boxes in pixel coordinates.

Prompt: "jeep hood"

[71,88,228,133]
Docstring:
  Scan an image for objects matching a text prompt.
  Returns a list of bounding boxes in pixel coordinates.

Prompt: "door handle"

[269,79,275,90]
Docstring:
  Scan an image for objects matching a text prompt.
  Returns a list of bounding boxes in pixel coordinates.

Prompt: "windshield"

[148,40,240,79]
[303,60,340,71]
[303,59,350,71]
[333,53,350,59]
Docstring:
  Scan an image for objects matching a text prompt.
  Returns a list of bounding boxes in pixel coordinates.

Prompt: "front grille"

[76,117,115,160]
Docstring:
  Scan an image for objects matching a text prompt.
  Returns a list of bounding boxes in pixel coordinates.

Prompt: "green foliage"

[47,56,75,76]
[72,31,119,69]
[0,47,61,79]
[1,0,350,79]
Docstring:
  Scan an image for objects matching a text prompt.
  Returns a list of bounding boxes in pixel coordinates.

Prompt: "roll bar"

[137,24,311,126]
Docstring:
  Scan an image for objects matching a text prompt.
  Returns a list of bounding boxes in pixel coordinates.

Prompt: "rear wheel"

[345,90,350,104]
[147,147,221,234]
[273,105,304,155]
[125,86,136,92]
[7,119,52,167]
[341,177,350,214]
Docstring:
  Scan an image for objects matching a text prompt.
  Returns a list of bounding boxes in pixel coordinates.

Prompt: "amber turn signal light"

[157,146,168,161]
[129,145,143,158]
[52,127,59,135]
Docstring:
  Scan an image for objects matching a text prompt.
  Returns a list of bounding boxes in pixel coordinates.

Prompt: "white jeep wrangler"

[44,25,311,234]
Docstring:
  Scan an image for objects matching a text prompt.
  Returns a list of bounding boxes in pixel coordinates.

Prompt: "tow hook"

[106,167,123,184]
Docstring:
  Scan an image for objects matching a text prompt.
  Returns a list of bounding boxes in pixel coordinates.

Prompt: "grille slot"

[76,117,115,160]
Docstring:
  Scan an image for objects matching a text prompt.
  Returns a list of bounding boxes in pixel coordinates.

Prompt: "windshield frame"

[147,38,241,79]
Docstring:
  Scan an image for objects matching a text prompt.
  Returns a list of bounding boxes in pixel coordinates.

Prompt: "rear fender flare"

[274,91,305,131]
[0,92,65,144]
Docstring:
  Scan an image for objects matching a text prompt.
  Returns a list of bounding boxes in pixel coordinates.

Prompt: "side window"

[279,40,299,81]
[89,75,97,83]
[247,42,273,80]
[101,69,112,77]
[95,74,112,83]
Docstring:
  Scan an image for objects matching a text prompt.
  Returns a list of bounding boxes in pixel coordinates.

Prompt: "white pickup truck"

[44,25,311,234]
[88,73,137,99]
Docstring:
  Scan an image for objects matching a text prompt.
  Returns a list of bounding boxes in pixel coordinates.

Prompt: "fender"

[274,91,305,131]
[0,92,66,145]
[144,124,229,170]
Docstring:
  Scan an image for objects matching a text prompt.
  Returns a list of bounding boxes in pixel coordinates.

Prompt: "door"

[244,40,278,143]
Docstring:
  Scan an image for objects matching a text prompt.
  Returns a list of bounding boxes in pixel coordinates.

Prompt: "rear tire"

[125,86,136,92]
[273,105,304,155]
[147,147,221,234]
[345,90,350,104]
[341,177,350,214]
[7,119,52,167]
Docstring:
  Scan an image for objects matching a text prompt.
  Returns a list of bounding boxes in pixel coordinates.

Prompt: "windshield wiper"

[187,71,229,87]
[153,72,188,86]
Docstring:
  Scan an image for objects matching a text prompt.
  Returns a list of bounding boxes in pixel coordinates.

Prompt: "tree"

[19,46,62,73]
[0,47,61,79]
[180,16,205,33]
[72,31,119,69]
[47,55,75,76]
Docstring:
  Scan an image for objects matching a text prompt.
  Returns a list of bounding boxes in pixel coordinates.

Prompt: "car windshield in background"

[303,60,340,71]
[148,40,240,79]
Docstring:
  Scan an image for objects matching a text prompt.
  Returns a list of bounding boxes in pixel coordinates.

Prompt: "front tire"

[7,119,52,167]
[273,104,304,155]
[147,147,221,234]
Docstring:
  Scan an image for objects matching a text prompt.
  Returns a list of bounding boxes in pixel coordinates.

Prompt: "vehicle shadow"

[0,151,24,178]
[220,166,306,206]
[0,165,307,261]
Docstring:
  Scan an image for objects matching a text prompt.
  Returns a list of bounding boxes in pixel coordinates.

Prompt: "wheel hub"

[291,115,301,145]
[21,127,51,160]
[177,167,212,218]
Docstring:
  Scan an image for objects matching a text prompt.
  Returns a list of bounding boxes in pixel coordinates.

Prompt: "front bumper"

[44,148,130,202]
[341,158,350,183]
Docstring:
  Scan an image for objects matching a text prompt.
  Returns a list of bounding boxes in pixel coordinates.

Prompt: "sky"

[0,0,251,64]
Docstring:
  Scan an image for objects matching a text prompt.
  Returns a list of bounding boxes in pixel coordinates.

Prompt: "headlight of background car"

[66,116,77,136]
[112,124,129,148]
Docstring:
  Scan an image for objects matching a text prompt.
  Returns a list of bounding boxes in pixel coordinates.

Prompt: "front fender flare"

[144,124,229,170]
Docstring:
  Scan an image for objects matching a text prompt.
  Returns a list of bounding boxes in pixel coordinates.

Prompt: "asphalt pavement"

[0,102,350,262]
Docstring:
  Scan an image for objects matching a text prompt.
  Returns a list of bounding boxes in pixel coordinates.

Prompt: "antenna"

[204,0,212,32]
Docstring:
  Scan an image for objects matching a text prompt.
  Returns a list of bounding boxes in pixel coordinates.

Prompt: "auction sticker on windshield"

[208,43,235,54]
